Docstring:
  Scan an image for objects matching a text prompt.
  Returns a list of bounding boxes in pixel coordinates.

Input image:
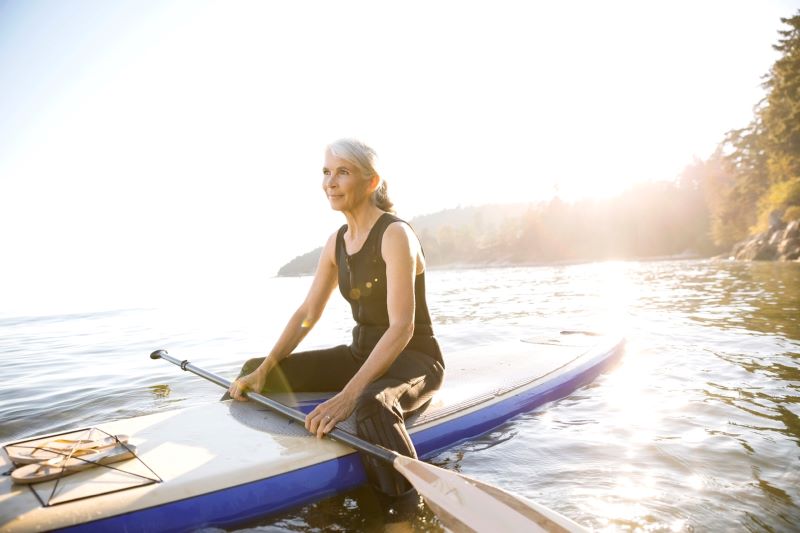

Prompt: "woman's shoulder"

[381,216,420,253]
[381,212,405,226]
[383,213,417,236]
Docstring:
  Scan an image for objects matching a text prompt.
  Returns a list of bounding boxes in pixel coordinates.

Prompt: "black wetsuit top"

[335,213,443,366]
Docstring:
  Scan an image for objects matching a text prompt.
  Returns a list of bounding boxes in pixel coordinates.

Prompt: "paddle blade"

[393,455,587,533]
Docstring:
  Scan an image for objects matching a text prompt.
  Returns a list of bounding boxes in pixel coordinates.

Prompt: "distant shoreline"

[276,251,709,278]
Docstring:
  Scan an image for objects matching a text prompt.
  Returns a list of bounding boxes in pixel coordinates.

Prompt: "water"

[2,260,799,532]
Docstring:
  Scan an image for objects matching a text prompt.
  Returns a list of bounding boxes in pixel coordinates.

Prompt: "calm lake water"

[1,260,799,532]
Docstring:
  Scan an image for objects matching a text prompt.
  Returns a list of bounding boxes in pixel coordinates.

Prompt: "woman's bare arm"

[229,231,339,399]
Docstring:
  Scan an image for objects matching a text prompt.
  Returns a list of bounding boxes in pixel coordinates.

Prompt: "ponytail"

[373,180,395,213]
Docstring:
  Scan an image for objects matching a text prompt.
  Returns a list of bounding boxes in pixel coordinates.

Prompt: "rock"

[781,247,800,261]
[754,245,778,260]
[779,241,800,260]
[783,219,800,241]
[731,240,747,258]
[728,219,800,261]
[735,235,777,260]
[778,237,800,255]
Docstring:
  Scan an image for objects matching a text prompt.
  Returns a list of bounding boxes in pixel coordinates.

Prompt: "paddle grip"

[149,350,398,465]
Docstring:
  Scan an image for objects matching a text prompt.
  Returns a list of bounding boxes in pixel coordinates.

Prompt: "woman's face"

[322,150,373,211]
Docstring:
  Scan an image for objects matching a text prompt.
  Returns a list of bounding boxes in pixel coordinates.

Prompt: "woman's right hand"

[229,368,268,401]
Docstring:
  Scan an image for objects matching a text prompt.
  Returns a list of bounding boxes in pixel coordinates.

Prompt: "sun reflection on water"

[595,261,641,330]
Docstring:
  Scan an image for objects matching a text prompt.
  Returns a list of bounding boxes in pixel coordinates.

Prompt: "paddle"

[150,349,587,532]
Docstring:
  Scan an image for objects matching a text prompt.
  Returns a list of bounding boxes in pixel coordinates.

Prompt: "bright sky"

[1,0,798,312]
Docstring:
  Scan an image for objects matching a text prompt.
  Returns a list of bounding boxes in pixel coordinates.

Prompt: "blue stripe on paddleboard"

[59,339,623,533]
[59,454,368,533]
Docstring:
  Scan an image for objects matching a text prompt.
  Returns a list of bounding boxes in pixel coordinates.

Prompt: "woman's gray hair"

[327,138,395,213]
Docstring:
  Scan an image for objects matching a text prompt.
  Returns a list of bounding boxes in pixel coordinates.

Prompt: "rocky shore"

[730,220,800,261]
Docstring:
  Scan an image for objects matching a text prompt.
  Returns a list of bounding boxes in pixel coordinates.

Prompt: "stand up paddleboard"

[0,331,624,532]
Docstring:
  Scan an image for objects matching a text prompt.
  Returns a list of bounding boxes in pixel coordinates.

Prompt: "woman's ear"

[369,175,381,193]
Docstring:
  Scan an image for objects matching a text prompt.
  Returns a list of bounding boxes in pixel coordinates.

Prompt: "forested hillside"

[691,12,800,248]
[278,180,713,276]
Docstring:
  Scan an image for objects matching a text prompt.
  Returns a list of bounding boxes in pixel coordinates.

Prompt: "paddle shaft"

[149,350,397,464]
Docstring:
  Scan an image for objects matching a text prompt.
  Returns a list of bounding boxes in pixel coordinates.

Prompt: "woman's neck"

[343,204,384,240]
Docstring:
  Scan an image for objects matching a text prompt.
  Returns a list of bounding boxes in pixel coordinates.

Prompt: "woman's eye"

[340,169,350,175]
[323,169,330,176]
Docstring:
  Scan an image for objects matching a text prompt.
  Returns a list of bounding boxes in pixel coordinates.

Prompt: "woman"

[227,138,445,497]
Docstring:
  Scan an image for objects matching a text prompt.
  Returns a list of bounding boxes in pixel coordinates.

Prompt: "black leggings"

[226,344,444,496]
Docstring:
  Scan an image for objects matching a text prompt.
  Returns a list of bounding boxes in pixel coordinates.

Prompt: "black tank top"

[336,213,443,365]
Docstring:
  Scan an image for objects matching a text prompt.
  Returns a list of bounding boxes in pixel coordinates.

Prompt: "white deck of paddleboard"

[0,333,616,532]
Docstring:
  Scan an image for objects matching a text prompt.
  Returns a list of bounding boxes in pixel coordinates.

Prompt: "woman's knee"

[356,389,385,414]
[356,390,400,424]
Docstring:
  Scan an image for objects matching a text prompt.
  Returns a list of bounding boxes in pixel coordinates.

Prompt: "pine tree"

[709,10,800,240]
[762,13,800,184]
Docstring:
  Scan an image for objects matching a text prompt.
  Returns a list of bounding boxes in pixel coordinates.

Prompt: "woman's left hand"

[305,390,358,438]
